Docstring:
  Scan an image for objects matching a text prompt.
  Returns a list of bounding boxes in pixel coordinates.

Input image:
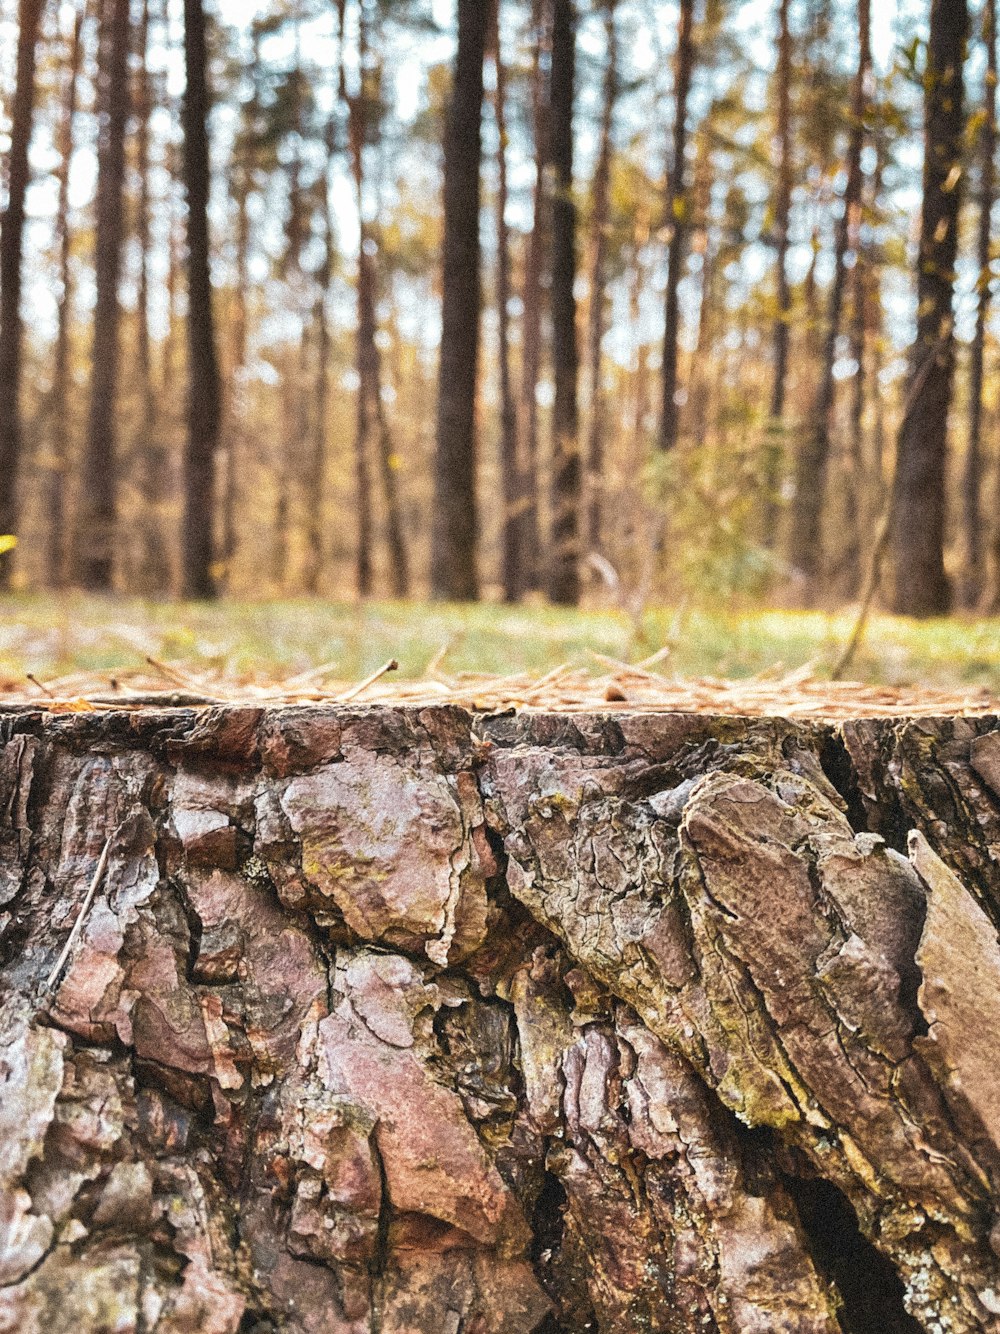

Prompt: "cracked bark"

[2,703,1000,1331]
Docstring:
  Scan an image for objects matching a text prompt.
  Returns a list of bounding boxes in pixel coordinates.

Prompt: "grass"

[2,593,1000,695]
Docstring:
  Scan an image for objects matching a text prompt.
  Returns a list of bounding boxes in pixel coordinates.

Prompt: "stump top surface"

[1,669,997,722]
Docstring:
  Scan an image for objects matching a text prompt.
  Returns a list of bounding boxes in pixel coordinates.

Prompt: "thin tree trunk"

[374,370,410,599]
[965,0,996,608]
[272,7,306,596]
[347,1,410,599]
[346,0,374,598]
[516,0,550,594]
[842,217,867,598]
[891,0,968,617]
[584,0,618,561]
[220,24,259,593]
[75,0,130,591]
[656,0,695,455]
[491,0,520,603]
[762,0,792,548]
[180,0,221,599]
[789,0,871,589]
[133,0,170,596]
[546,0,580,605]
[302,47,341,598]
[47,0,85,590]
[431,0,487,601]
[0,0,45,585]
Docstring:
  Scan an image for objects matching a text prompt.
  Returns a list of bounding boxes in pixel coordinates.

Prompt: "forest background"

[0,0,994,690]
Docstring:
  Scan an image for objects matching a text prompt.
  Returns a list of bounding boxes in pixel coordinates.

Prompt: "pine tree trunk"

[491,0,522,604]
[0,0,45,587]
[133,0,171,598]
[76,0,130,591]
[431,0,487,601]
[966,0,996,610]
[7,702,1000,1330]
[584,0,618,562]
[302,17,343,600]
[762,0,793,549]
[180,0,221,600]
[789,0,871,589]
[517,0,551,596]
[46,0,85,591]
[890,0,968,617]
[546,0,580,607]
[656,0,695,456]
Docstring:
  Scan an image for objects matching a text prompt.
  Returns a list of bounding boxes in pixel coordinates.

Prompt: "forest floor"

[2,594,1000,710]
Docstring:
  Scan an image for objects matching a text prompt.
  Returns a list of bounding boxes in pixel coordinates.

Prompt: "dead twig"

[145,655,229,702]
[26,673,55,698]
[45,837,113,994]
[337,658,399,703]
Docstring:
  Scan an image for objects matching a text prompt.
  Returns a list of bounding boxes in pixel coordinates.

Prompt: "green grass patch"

[1,594,999,692]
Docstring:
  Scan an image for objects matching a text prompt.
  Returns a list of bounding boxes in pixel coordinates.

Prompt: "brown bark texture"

[6,703,1000,1330]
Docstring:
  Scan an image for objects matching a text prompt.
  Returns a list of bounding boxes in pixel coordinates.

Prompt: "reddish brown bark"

[4,704,1000,1329]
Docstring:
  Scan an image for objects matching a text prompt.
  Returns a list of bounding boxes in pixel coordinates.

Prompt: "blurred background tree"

[0,0,993,617]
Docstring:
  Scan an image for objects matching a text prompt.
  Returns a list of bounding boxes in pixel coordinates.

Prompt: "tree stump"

[3,702,1000,1332]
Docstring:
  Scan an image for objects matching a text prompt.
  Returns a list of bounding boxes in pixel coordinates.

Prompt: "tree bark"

[762,0,793,549]
[180,0,222,600]
[75,0,130,591]
[6,702,1000,1330]
[431,0,487,601]
[546,0,580,607]
[966,0,997,609]
[0,0,46,587]
[46,0,85,591]
[491,0,521,604]
[656,0,695,456]
[789,0,871,588]
[584,0,619,562]
[890,0,968,617]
